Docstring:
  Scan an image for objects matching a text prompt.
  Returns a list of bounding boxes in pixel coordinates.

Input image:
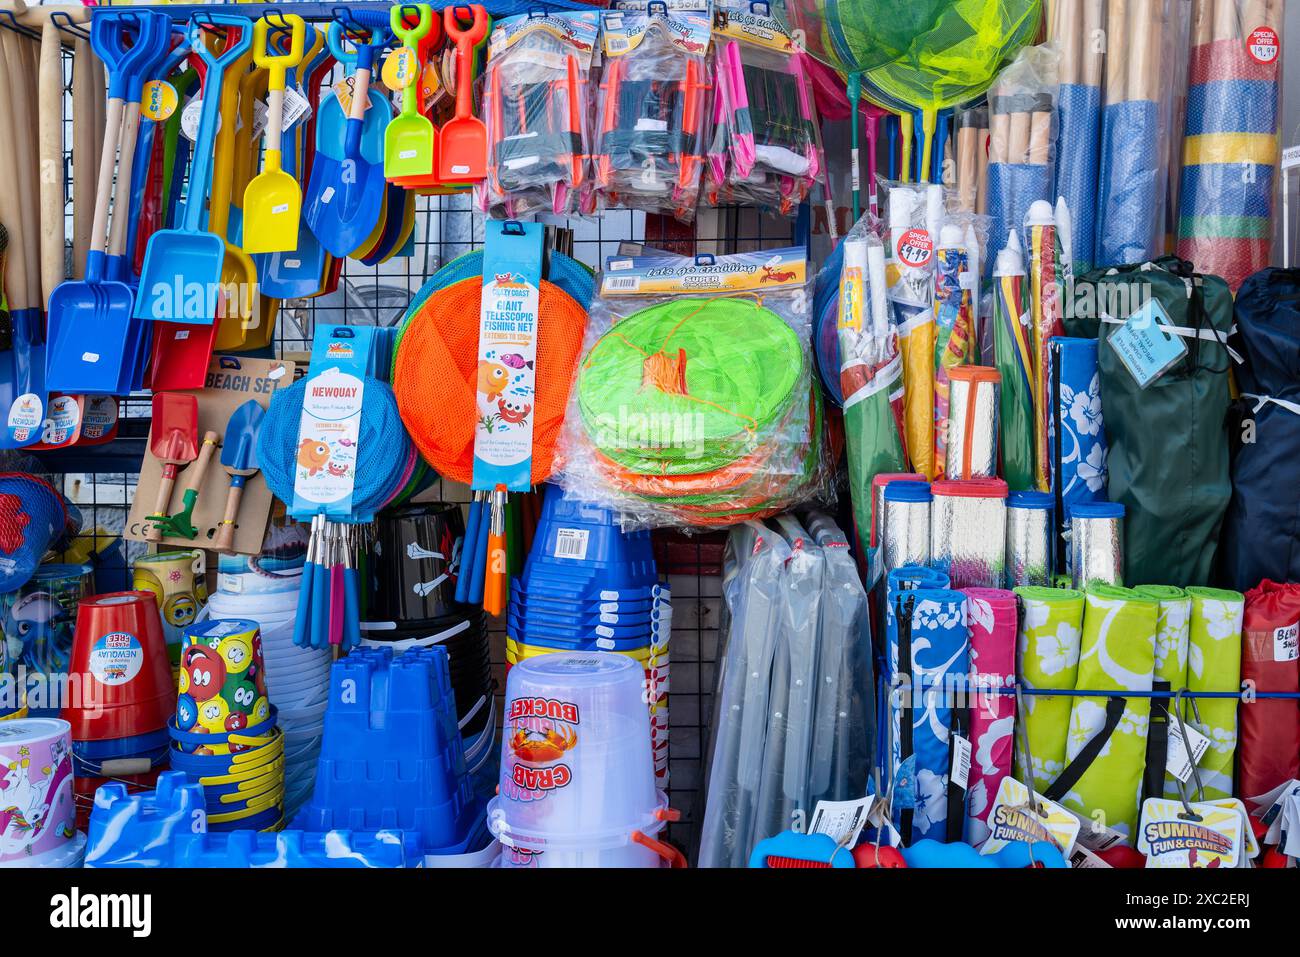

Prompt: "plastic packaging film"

[930,479,1008,589]
[882,481,932,572]
[945,365,1001,480]
[1005,490,1054,587]
[1069,501,1124,588]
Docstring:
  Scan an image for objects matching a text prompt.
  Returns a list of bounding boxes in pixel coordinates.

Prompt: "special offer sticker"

[1247,26,1279,65]
[896,228,933,268]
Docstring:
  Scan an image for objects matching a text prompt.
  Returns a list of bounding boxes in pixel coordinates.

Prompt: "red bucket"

[61,592,176,741]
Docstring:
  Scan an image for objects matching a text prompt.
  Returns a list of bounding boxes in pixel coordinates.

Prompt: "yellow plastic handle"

[253,14,306,89]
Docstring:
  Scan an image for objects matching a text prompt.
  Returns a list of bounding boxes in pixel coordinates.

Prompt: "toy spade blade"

[220,399,264,475]
[215,400,265,553]
[145,392,199,542]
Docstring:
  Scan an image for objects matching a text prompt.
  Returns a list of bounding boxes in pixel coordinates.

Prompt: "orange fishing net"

[392,276,589,485]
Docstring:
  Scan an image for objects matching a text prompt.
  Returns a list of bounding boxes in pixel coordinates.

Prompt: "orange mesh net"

[392,276,589,485]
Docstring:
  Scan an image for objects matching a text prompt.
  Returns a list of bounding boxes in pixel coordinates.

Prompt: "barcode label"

[603,276,641,293]
[553,528,590,560]
[950,733,972,791]
[606,35,630,53]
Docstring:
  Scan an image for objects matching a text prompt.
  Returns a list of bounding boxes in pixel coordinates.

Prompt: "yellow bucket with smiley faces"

[175,619,271,756]
[133,549,208,669]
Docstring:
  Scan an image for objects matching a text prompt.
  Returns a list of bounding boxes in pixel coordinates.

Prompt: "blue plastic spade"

[303,18,392,258]
[44,11,157,394]
[134,14,252,324]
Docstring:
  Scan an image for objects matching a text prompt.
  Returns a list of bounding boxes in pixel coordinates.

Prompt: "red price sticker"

[1247,26,1279,65]
[896,228,933,268]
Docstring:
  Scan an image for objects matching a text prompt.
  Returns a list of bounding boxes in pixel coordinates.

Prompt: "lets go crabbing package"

[477,9,601,218]
[704,0,821,214]
[594,2,714,223]
[554,248,832,528]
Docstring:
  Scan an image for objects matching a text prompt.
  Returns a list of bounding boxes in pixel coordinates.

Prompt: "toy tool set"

[0,0,1296,889]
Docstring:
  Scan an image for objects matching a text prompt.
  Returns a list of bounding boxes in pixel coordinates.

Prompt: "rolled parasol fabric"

[1053,0,1105,273]
[1095,0,1169,265]
[1184,586,1244,800]
[1061,584,1158,842]
[932,226,977,480]
[882,481,932,572]
[1175,0,1282,292]
[1006,490,1054,587]
[944,365,1001,480]
[961,587,1017,845]
[1026,200,1065,493]
[1014,585,1085,794]
[1133,584,1192,799]
[991,231,1035,490]
[931,478,1008,589]
[1238,580,1300,806]
[888,185,939,480]
[1049,336,1108,573]
[1068,501,1124,587]
[891,587,969,844]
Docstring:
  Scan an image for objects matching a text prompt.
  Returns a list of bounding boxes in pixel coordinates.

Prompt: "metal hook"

[0,10,39,40]
[1172,688,1207,806]
[1014,684,1043,817]
[50,11,91,41]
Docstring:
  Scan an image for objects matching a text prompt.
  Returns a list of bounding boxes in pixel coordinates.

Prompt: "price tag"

[1247,26,1279,65]
[1108,298,1187,388]
[895,227,933,268]
[1165,720,1211,784]
[280,85,312,130]
[808,796,873,848]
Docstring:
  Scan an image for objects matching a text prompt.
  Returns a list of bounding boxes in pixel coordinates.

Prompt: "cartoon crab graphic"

[509,723,578,763]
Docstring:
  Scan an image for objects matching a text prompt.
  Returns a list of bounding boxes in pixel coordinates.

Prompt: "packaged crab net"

[594,2,713,223]
[702,0,822,215]
[477,9,600,218]
[554,248,834,529]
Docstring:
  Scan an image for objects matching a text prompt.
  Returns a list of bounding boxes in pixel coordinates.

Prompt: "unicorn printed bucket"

[133,550,208,665]
[0,718,77,864]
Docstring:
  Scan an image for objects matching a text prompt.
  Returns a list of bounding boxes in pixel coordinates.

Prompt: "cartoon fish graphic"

[477,360,510,402]
[499,353,533,371]
[297,439,331,476]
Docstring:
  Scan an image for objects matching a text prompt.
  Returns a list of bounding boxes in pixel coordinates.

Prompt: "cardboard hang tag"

[126,356,295,556]
[981,777,1081,858]
[1137,798,1244,868]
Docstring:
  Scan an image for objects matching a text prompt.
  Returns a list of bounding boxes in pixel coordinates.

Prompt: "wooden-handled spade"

[215,400,264,553]
[153,429,220,541]
[145,392,198,541]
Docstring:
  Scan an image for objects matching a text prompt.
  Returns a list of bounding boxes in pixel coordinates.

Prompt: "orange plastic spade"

[437,5,488,183]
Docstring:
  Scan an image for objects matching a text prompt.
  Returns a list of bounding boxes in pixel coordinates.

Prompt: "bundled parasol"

[1050,0,1106,274]
[1175,0,1283,292]
[1095,0,1171,265]
[991,230,1036,490]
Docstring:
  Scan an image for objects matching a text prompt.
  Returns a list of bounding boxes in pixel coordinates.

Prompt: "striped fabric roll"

[1175,36,1280,291]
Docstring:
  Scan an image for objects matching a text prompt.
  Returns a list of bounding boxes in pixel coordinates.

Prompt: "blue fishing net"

[0,474,73,594]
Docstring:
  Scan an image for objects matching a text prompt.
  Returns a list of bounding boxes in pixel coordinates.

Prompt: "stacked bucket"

[488,652,681,868]
[0,718,83,867]
[292,645,489,863]
[506,486,670,784]
[167,619,283,831]
[207,548,329,820]
[62,592,176,829]
[363,503,494,744]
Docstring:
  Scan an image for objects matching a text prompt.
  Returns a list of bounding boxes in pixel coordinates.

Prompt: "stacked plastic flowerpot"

[167,619,283,831]
[62,592,177,829]
[506,485,670,783]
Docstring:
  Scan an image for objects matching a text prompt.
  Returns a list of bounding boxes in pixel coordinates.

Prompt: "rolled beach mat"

[1068,501,1124,588]
[1184,586,1244,799]
[945,365,1001,480]
[960,587,1017,845]
[1238,580,1300,805]
[930,479,1008,589]
[1005,490,1054,587]
[1048,336,1108,571]
[1061,584,1158,843]
[881,481,932,572]
[1133,583,1191,799]
[1013,585,1084,793]
[871,473,927,549]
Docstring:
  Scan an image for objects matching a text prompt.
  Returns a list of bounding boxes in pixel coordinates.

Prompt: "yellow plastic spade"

[241,14,306,255]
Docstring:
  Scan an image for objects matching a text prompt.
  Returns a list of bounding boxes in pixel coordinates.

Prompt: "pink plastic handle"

[328,564,344,646]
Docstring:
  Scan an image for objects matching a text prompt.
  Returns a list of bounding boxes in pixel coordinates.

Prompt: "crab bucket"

[490,652,676,866]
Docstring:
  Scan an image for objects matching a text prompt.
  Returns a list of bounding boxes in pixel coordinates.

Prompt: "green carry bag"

[1063,257,1234,587]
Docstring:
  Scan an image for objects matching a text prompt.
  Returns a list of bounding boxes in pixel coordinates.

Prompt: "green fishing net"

[783,0,1041,109]
[577,298,805,474]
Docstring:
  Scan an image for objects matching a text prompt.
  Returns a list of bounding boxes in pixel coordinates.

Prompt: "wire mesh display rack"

[11,5,803,852]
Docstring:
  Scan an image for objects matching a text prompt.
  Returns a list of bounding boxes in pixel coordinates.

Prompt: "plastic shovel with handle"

[215,400,265,553]
[304,15,392,257]
[135,14,253,324]
[144,391,199,542]
[437,5,488,183]
[241,14,307,255]
[383,4,436,178]
[44,11,155,395]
